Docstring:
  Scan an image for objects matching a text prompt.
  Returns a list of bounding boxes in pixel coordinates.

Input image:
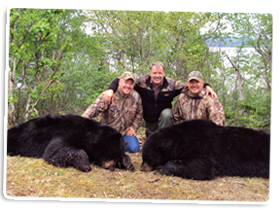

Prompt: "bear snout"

[79,165,92,172]
[140,162,153,172]
[102,160,116,171]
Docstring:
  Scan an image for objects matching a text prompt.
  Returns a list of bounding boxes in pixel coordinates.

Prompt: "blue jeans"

[123,135,140,153]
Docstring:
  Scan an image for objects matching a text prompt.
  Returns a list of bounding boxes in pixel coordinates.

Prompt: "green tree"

[8,9,272,131]
[8,9,89,125]
[218,13,272,130]
[87,10,222,77]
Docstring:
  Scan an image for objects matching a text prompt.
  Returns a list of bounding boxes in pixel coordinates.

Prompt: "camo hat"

[120,71,136,82]
[187,71,203,82]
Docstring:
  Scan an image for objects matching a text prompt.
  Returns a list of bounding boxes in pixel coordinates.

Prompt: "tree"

[8,9,89,126]
[215,13,272,130]
[8,9,272,131]
[87,11,223,76]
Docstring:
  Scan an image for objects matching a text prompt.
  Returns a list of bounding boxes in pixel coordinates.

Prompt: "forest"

[8,9,272,131]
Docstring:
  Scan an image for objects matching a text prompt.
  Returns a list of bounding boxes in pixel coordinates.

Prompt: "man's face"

[149,66,165,87]
[118,79,135,95]
[187,79,204,96]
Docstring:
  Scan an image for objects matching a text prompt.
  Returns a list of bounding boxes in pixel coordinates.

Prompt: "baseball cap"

[187,71,203,82]
[120,71,136,82]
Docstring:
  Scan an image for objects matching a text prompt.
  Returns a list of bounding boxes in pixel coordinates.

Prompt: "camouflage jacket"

[172,87,225,126]
[82,89,143,135]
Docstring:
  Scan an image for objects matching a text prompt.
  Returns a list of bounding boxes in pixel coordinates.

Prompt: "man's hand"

[206,86,217,99]
[103,89,114,104]
[125,127,136,137]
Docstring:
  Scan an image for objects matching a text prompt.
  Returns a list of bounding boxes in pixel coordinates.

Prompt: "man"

[104,61,217,132]
[172,71,225,126]
[82,71,143,153]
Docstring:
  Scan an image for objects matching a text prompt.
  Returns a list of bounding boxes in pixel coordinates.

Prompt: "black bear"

[7,114,135,172]
[140,120,270,180]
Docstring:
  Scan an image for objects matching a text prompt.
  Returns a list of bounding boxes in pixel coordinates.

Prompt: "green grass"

[5,153,269,201]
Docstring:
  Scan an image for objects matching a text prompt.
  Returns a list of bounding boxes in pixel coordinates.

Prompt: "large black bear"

[140,120,270,180]
[7,115,135,172]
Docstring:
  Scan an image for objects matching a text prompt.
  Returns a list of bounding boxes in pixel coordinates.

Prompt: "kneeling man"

[82,72,143,153]
[172,71,225,126]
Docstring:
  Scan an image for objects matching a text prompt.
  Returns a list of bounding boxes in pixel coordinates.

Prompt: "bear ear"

[145,129,153,138]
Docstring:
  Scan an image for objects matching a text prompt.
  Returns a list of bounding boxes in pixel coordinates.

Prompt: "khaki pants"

[145,108,172,132]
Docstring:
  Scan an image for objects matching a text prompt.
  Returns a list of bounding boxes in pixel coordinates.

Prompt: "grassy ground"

[5,153,269,202]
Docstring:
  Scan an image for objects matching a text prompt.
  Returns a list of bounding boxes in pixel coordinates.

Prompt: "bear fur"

[42,138,92,172]
[7,114,135,172]
[140,120,270,180]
